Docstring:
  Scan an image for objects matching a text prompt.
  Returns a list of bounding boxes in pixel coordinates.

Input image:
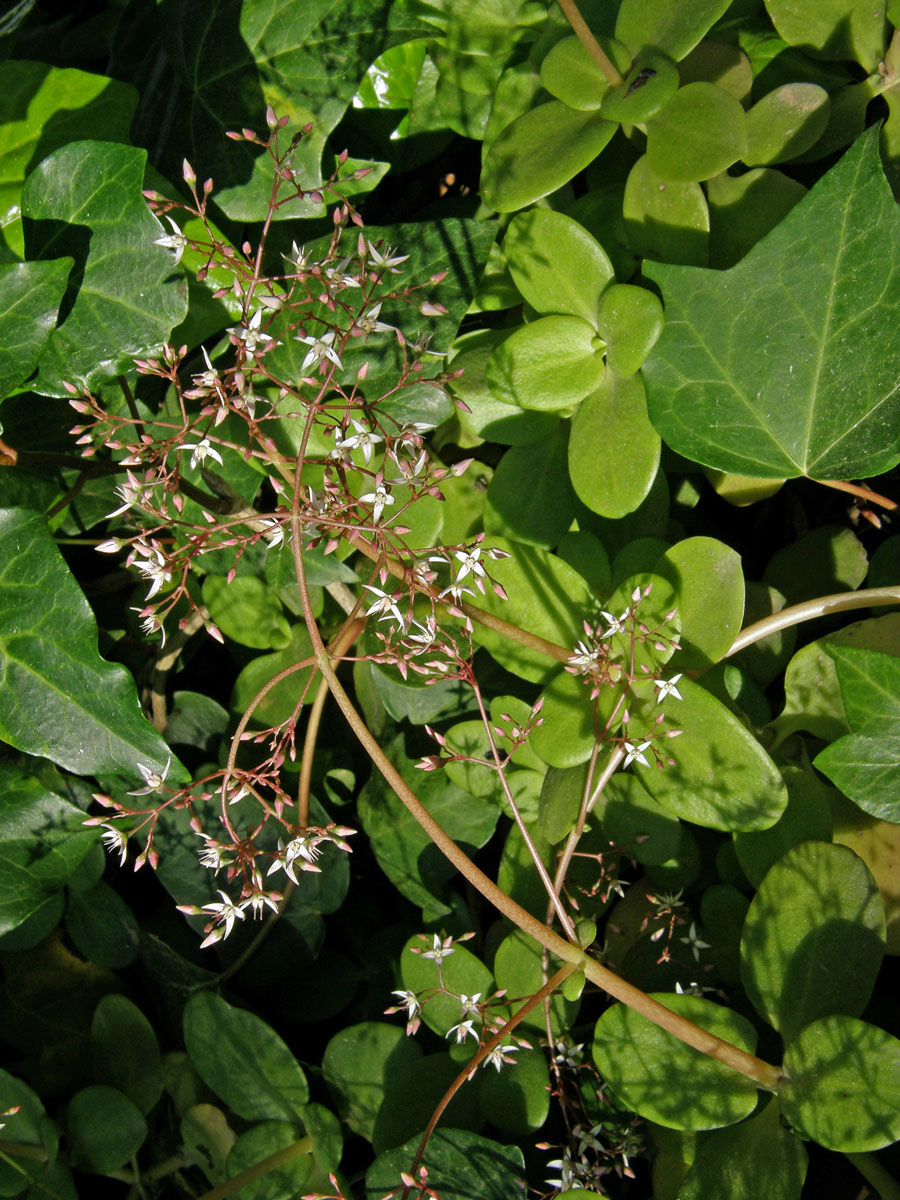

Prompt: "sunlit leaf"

[644,129,900,478]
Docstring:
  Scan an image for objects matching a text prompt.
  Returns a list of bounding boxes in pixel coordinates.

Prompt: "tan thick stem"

[727,587,900,656]
[818,478,897,510]
[556,0,624,85]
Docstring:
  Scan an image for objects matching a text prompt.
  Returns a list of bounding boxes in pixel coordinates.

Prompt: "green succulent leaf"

[740,841,885,1042]
[568,371,661,518]
[481,100,616,213]
[538,761,590,845]
[503,209,614,325]
[623,155,710,266]
[615,0,732,59]
[324,1021,422,1143]
[707,167,806,269]
[636,677,788,831]
[358,735,499,914]
[202,576,292,651]
[400,934,495,1038]
[676,1099,808,1200]
[592,993,759,1130]
[486,315,606,412]
[470,537,592,684]
[601,771,683,866]
[226,1122,313,1198]
[479,1047,550,1134]
[744,83,831,166]
[780,1015,900,1151]
[540,34,631,110]
[67,1086,147,1173]
[184,992,309,1123]
[366,1128,526,1200]
[595,284,664,378]
[485,425,577,548]
[654,536,744,668]
[764,0,889,70]
[0,508,182,783]
[643,128,900,479]
[646,83,748,182]
[21,141,188,395]
[733,764,834,888]
[91,995,163,1116]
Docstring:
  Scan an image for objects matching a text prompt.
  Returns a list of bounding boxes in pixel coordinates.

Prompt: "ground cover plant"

[2,0,900,1197]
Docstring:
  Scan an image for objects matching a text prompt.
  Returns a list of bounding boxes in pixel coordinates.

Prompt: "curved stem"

[727,587,900,657]
[818,478,896,510]
[556,0,624,85]
[297,618,364,829]
[846,1151,900,1200]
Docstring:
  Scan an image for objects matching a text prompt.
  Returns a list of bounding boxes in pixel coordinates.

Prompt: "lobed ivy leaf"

[0,259,72,402]
[815,733,900,822]
[0,508,183,784]
[0,764,97,936]
[22,140,188,396]
[643,127,900,479]
[0,61,137,260]
[121,0,428,221]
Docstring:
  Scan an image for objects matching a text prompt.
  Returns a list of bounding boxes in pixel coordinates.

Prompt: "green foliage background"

[1,1,900,1198]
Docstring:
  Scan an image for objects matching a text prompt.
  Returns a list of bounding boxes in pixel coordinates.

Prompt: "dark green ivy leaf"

[21,140,188,395]
[643,127,900,480]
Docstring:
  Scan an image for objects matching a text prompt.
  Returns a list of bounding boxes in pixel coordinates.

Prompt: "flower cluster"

[387,933,529,1072]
